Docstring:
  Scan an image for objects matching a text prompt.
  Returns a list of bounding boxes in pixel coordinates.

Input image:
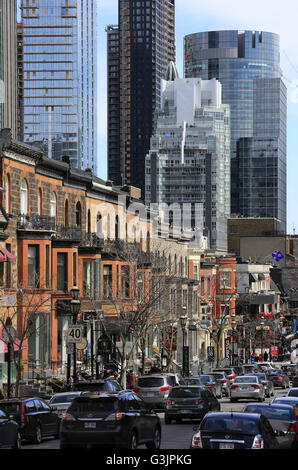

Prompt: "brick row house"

[0,129,238,383]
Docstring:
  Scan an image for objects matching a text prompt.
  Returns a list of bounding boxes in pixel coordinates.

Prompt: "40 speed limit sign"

[67,325,83,343]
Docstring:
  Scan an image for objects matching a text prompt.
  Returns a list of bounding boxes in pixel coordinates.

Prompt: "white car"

[48,392,85,419]
[230,376,265,403]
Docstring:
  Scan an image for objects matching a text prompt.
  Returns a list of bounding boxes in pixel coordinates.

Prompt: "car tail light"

[195,400,205,405]
[191,431,203,448]
[62,412,75,421]
[278,376,283,381]
[252,435,264,449]
[21,402,28,424]
[160,386,170,392]
[133,387,141,393]
[221,379,227,384]
[230,375,236,380]
[230,385,238,390]
[207,384,212,388]
[251,385,260,389]
[105,413,124,421]
[264,382,268,386]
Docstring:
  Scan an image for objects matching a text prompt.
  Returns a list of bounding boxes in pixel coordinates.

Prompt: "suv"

[133,374,179,409]
[0,397,60,444]
[210,372,231,397]
[60,391,161,449]
[72,379,122,393]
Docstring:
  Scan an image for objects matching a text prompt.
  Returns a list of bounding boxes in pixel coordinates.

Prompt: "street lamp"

[180,311,188,377]
[70,286,81,384]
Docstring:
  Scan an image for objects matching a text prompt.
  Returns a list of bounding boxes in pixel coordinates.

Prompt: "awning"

[258,273,265,281]
[0,247,16,263]
[0,329,27,353]
[249,273,258,283]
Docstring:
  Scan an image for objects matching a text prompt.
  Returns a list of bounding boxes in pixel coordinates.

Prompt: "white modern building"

[145,71,230,251]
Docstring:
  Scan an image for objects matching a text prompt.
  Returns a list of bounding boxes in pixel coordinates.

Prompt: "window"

[75,202,81,227]
[28,245,39,287]
[45,245,50,288]
[5,243,11,288]
[201,277,205,296]
[25,400,36,413]
[57,253,67,292]
[115,216,119,240]
[220,271,231,288]
[5,174,10,214]
[65,200,69,227]
[103,265,112,299]
[193,263,199,280]
[97,212,103,238]
[50,192,57,222]
[21,179,28,215]
[121,265,130,298]
[87,210,91,234]
[37,188,42,216]
[182,289,188,308]
[83,259,100,299]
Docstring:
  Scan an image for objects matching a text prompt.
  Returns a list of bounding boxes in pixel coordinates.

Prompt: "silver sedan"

[230,376,265,403]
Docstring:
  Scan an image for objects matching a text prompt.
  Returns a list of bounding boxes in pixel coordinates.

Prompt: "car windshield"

[244,405,294,421]
[198,376,211,384]
[169,388,202,398]
[137,378,164,387]
[69,397,118,413]
[234,377,258,384]
[50,394,79,404]
[288,389,298,397]
[202,417,259,435]
[185,379,201,385]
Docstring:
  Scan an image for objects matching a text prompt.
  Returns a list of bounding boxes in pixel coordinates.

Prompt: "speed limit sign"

[67,325,83,343]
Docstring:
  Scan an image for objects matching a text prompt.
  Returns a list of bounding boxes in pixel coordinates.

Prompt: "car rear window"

[288,389,298,397]
[211,373,224,380]
[202,417,259,435]
[169,388,202,398]
[234,376,257,383]
[0,402,21,414]
[199,376,211,383]
[185,379,201,385]
[138,378,164,388]
[69,397,118,413]
[166,377,177,387]
[50,394,79,404]
[245,405,294,421]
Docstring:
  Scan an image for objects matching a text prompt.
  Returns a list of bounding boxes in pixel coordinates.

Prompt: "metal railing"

[17,214,56,231]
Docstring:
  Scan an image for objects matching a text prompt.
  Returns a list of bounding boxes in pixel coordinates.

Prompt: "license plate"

[219,443,234,449]
[84,422,96,429]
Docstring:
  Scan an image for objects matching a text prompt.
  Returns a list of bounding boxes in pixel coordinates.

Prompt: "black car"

[0,397,60,444]
[233,365,245,376]
[190,412,280,449]
[60,390,161,449]
[281,364,298,382]
[164,386,220,424]
[0,408,21,449]
[73,379,122,393]
[266,369,290,389]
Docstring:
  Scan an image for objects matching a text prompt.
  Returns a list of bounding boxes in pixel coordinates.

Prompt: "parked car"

[242,364,259,374]
[196,375,223,398]
[245,373,274,398]
[232,365,245,376]
[243,403,298,449]
[266,369,290,389]
[210,372,231,397]
[0,397,60,444]
[230,376,265,402]
[73,379,122,393]
[212,368,237,383]
[281,364,298,382]
[287,388,298,397]
[190,412,279,449]
[48,392,86,419]
[133,374,178,409]
[60,391,161,449]
[0,408,21,449]
[164,386,220,424]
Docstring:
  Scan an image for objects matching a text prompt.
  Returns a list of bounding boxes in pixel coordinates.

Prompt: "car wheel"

[146,426,161,450]
[129,431,138,450]
[33,425,42,445]
[165,417,172,425]
[12,432,21,450]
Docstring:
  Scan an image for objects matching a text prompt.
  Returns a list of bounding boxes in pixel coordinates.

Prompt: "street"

[21,387,289,450]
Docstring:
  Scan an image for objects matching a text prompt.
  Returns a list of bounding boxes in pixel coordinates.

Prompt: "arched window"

[146,231,150,252]
[21,179,28,215]
[5,174,10,214]
[97,212,103,238]
[87,209,91,234]
[65,199,69,226]
[37,188,42,216]
[115,215,119,240]
[50,192,57,222]
[75,201,81,227]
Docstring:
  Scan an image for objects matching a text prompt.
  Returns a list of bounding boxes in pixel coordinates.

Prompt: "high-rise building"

[107,0,176,191]
[21,0,97,172]
[17,22,24,142]
[184,30,287,231]
[0,0,18,137]
[145,75,230,251]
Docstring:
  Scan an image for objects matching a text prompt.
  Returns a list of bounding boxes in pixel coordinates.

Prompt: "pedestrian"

[0,388,4,400]
[258,354,262,362]
[263,351,268,362]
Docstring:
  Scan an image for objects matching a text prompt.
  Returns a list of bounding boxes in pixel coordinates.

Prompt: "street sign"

[76,337,88,351]
[1,327,16,344]
[183,346,189,377]
[67,325,83,344]
[83,310,104,322]
[225,338,230,360]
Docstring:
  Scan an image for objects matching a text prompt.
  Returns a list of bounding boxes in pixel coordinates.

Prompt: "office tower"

[184,31,287,231]
[0,0,18,137]
[21,0,97,172]
[145,76,230,251]
[108,0,175,191]
[17,22,24,142]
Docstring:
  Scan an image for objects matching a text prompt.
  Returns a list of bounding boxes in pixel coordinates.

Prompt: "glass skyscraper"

[21,0,97,172]
[184,30,287,231]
